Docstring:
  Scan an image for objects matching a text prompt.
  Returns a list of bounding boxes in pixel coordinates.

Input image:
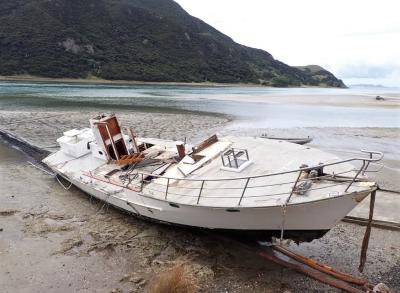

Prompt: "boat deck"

[86,136,374,207]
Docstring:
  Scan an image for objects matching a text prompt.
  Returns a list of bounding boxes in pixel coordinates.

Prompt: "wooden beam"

[192,134,218,154]
[105,123,119,160]
[128,127,140,153]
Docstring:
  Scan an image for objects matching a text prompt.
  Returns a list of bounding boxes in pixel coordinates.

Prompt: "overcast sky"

[175,0,399,87]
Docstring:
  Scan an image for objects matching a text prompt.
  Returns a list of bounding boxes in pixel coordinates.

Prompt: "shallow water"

[0,81,399,128]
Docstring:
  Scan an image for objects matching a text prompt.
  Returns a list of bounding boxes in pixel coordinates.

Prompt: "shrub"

[148,265,197,293]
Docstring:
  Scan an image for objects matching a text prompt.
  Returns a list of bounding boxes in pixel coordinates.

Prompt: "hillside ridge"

[0,0,346,87]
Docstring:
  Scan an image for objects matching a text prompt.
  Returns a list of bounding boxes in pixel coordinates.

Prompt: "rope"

[55,174,73,190]
[377,187,400,195]
[126,201,142,217]
[96,198,110,214]
[51,152,91,169]
[280,170,303,243]
[27,161,55,177]
[280,204,288,244]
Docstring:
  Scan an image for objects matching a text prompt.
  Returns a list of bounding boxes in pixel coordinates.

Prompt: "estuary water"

[0,81,399,128]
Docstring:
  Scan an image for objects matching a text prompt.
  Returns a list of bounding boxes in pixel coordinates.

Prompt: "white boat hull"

[56,171,371,238]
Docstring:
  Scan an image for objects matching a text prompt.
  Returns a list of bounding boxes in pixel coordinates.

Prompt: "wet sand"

[188,93,400,109]
[0,110,229,151]
[1,108,400,292]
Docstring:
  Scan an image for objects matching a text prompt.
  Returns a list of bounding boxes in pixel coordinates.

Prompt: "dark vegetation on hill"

[0,0,346,87]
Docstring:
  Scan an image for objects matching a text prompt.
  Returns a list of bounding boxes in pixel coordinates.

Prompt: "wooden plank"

[192,134,218,154]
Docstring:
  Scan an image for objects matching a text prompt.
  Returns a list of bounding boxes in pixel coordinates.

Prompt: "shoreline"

[201,93,400,108]
[0,74,342,89]
[0,75,261,87]
[1,76,399,109]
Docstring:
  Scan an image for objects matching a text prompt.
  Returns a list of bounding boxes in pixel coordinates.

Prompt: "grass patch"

[149,265,197,293]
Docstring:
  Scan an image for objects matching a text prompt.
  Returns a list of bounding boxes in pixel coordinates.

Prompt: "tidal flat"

[0,82,399,292]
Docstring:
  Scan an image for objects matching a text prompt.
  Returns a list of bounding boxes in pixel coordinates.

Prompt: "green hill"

[0,0,346,87]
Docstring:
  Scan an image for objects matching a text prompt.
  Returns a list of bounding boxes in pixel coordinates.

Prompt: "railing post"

[165,178,170,200]
[345,161,366,192]
[197,180,205,204]
[362,152,373,176]
[238,177,251,206]
[286,170,303,204]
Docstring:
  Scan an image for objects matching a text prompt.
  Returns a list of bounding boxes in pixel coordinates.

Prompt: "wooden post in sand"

[359,189,376,272]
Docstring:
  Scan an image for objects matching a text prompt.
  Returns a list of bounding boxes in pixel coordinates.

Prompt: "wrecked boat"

[42,114,383,241]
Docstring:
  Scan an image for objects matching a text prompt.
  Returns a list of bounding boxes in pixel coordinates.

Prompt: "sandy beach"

[0,110,229,151]
[198,94,400,108]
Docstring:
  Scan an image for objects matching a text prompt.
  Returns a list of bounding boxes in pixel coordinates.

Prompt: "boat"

[42,114,383,241]
[260,134,313,145]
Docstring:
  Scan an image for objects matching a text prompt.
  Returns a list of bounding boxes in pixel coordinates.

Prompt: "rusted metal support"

[272,245,369,286]
[359,189,376,272]
[206,228,388,293]
[258,249,365,293]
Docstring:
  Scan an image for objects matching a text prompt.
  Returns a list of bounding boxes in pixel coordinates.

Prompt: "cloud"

[341,28,400,37]
[336,64,398,79]
[176,0,400,86]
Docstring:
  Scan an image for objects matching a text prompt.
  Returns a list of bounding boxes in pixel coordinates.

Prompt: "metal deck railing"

[126,150,384,206]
